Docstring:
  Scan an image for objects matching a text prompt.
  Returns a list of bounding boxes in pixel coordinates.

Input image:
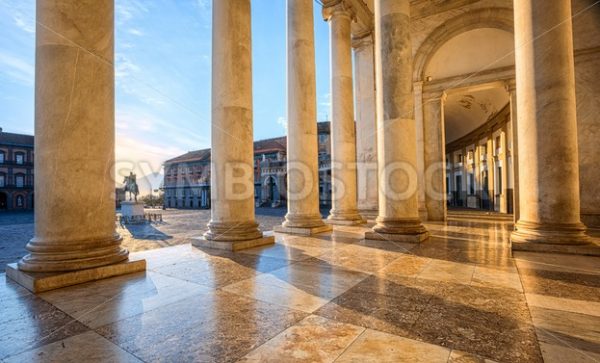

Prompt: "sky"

[0,0,332,193]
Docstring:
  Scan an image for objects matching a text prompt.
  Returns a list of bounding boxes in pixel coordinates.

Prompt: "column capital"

[351,31,373,50]
[322,0,356,22]
[504,79,517,93]
[422,91,447,103]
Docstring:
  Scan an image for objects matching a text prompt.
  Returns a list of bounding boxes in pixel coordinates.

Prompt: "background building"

[0,128,34,211]
[163,122,332,209]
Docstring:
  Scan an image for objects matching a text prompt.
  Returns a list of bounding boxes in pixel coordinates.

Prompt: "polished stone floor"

[1,220,599,362]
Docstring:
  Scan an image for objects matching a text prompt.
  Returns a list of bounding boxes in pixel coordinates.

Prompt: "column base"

[364,230,429,243]
[358,208,378,222]
[5,257,146,293]
[273,224,332,236]
[511,240,600,256]
[190,235,275,252]
[326,210,366,226]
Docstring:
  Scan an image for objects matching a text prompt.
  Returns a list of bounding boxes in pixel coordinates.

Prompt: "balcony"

[0,184,34,190]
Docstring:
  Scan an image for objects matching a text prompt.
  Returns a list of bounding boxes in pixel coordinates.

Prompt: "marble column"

[422,93,447,221]
[7,0,145,293]
[323,3,365,225]
[193,0,274,251]
[499,125,508,214]
[276,0,331,235]
[506,81,520,222]
[414,81,428,221]
[364,0,428,243]
[511,0,593,252]
[353,32,378,221]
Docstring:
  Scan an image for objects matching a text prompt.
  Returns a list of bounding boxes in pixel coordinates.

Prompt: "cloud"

[127,28,144,37]
[277,116,288,132]
[0,0,35,34]
[195,0,210,10]
[0,52,34,85]
[115,0,149,25]
[319,92,332,107]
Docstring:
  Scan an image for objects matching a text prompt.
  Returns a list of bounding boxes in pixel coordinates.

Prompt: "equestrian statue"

[123,172,139,202]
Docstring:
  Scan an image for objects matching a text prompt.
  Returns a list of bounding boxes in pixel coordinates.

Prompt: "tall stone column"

[193,0,274,251]
[499,125,508,213]
[414,81,428,220]
[353,32,378,221]
[7,0,145,293]
[511,0,594,252]
[506,81,520,222]
[422,93,447,221]
[275,0,331,236]
[323,2,365,225]
[365,0,428,243]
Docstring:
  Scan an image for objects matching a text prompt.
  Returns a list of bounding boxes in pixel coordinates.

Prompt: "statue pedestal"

[121,201,144,219]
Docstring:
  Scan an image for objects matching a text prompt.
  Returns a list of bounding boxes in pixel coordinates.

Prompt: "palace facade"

[0,128,34,211]
[163,122,332,210]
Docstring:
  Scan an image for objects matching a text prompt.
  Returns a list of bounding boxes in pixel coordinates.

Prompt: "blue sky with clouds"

[0,0,332,189]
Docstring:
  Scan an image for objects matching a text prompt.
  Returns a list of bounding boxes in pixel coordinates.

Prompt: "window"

[0,151,4,163]
[15,153,24,165]
[16,175,24,188]
[0,174,4,187]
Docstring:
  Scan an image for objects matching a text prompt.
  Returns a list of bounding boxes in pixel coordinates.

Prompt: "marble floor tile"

[525,293,600,317]
[222,273,333,313]
[514,252,600,275]
[530,306,600,352]
[96,290,307,363]
[418,259,475,285]
[311,245,401,274]
[377,254,432,280]
[0,273,30,304]
[517,266,600,302]
[238,315,365,363]
[538,341,600,363]
[314,276,433,337]
[152,252,289,289]
[39,271,211,329]
[471,265,523,291]
[448,350,499,363]
[223,260,369,313]
[0,293,89,360]
[238,241,328,262]
[413,282,542,362]
[4,331,142,363]
[131,244,208,270]
[335,329,451,363]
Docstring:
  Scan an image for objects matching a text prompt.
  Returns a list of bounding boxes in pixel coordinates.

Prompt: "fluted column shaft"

[511,0,589,246]
[282,0,326,229]
[18,0,127,272]
[205,0,263,242]
[324,4,364,225]
[353,33,379,220]
[366,0,427,242]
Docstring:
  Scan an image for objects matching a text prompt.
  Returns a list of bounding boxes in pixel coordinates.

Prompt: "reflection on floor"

[1,220,599,362]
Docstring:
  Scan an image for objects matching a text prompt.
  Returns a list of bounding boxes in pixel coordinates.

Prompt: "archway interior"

[424,27,515,212]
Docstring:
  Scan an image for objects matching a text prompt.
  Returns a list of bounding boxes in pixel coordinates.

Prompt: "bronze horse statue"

[123,172,139,202]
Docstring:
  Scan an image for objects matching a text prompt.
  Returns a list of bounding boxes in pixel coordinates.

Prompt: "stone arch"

[413,8,514,82]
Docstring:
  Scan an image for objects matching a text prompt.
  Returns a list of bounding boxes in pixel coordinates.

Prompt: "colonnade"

[7,0,596,293]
